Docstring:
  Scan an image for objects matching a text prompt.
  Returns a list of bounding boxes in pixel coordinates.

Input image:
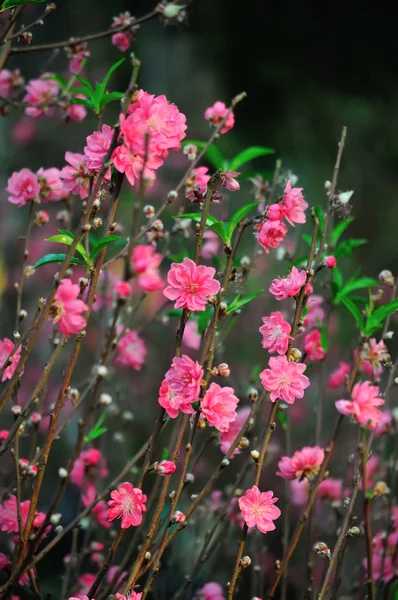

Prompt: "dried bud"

[78,277,89,289]
[58,467,68,479]
[69,388,80,402]
[374,481,390,496]
[215,363,230,378]
[240,556,251,569]
[19,31,33,44]
[347,526,360,537]
[250,450,260,462]
[168,190,178,202]
[379,270,395,287]
[313,542,331,559]
[34,210,49,226]
[99,393,112,407]
[289,348,302,362]
[24,267,35,281]
[92,217,102,229]
[143,205,155,218]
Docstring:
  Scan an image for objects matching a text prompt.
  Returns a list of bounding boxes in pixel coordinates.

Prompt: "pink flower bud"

[11,405,22,416]
[116,281,131,298]
[220,170,240,191]
[325,256,337,269]
[267,203,286,221]
[27,464,38,477]
[35,210,49,226]
[305,283,313,295]
[30,412,42,424]
[19,458,29,471]
[216,363,230,378]
[154,460,177,476]
[171,510,185,524]
[0,430,9,440]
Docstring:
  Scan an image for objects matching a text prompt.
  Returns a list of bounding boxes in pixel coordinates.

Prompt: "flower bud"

[92,217,102,229]
[154,460,176,476]
[324,181,331,190]
[168,190,178,202]
[240,256,251,269]
[19,309,27,320]
[347,526,360,537]
[215,363,230,378]
[94,365,108,378]
[99,393,112,406]
[11,405,22,417]
[171,510,185,524]
[185,473,195,484]
[379,270,395,286]
[374,481,390,496]
[183,144,197,160]
[220,459,230,469]
[113,432,125,443]
[30,412,42,425]
[58,467,68,479]
[152,219,164,231]
[313,542,331,559]
[289,348,302,362]
[248,387,258,401]
[122,411,134,422]
[34,210,49,226]
[19,458,29,472]
[305,283,313,295]
[219,301,228,314]
[50,513,62,525]
[145,552,152,560]
[240,556,251,569]
[238,437,249,449]
[163,3,185,19]
[143,205,155,218]
[27,465,38,477]
[250,450,260,462]
[69,388,80,402]
[325,256,337,269]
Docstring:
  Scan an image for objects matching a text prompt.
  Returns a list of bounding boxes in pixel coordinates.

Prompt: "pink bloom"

[277,446,324,481]
[0,496,30,532]
[260,355,310,404]
[107,482,147,528]
[325,255,336,269]
[11,117,36,145]
[335,380,384,429]
[183,320,201,350]
[0,69,23,98]
[115,594,142,600]
[65,99,87,123]
[7,168,40,206]
[202,230,220,259]
[60,152,90,199]
[0,338,22,382]
[112,31,133,52]
[304,329,325,362]
[115,329,147,371]
[220,407,251,456]
[290,479,310,506]
[304,294,325,328]
[164,258,220,311]
[24,75,59,118]
[51,279,88,336]
[0,552,10,570]
[238,486,281,533]
[84,124,114,173]
[220,170,240,191]
[158,354,203,418]
[185,166,210,193]
[259,312,292,355]
[66,44,90,74]
[269,267,307,301]
[327,362,350,388]
[282,180,308,226]
[78,574,95,593]
[112,143,160,187]
[201,582,225,600]
[154,460,176,475]
[116,281,131,298]
[37,167,65,202]
[267,203,286,221]
[360,338,390,374]
[204,101,234,134]
[70,448,109,486]
[256,220,288,254]
[201,383,239,432]
[375,411,392,436]
[318,477,342,503]
[131,244,163,292]
[82,484,111,529]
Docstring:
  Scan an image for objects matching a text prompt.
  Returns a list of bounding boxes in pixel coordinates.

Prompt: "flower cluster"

[158,354,203,418]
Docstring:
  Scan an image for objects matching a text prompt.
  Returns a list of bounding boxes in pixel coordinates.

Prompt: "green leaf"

[197,309,212,334]
[229,146,274,171]
[332,267,343,292]
[335,238,367,259]
[340,295,365,332]
[320,326,329,352]
[314,205,325,238]
[165,309,183,318]
[90,235,122,260]
[337,277,379,299]
[276,410,287,431]
[238,170,273,181]
[161,448,169,460]
[99,58,125,94]
[46,234,91,266]
[209,221,230,246]
[301,233,312,246]
[172,213,219,227]
[182,140,225,170]
[100,91,125,108]
[226,290,263,314]
[1,0,44,11]
[33,253,84,269]
[84,411,108,442]
[68,97,94,109]
[365,299,398,335]
[228,201,261,241]
[332,217,355,246]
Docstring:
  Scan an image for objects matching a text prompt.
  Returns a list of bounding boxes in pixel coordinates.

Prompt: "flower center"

[121,494,136,514]
[185,281,200,295]
[49,300,64,323]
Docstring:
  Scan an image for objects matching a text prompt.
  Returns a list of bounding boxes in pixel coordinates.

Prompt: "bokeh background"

[0,1,397,599]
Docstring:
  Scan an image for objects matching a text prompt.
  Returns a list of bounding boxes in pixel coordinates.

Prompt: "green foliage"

[33,253,85,269]
[46,231,91,266]
[1,0,44,11]
[227,201,261,242]
[90,235,122,260]
[276,410,287,430]
[229,146,274,171]
[226,290,263,314]
[313,205,325,238]
[181,141,274,173]
[320,326,329,352]
[182,140,226,170]
[365,299,398,336]
[332,217,355,246]
[172,213,218,227]
[70,59,125,114]
[334,238,367,259]
[340,295,365,332]
[84,412,108,442]
[197,309,212,334]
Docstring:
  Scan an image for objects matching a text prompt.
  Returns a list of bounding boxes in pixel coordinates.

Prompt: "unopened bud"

[240,556,251,569]
[163,3,185,19]
[347,526,360,537]
[152,219,164,231]
[58,467,68,479]
[19,309,27,320]
[215,363,230,378]
[383,331,394,340]
[113,432,125,443]
[168,190,178,202]
[248,387,258,401]
[184,473,195,484]
[220,459,230,469]
[69,388,79,402]
[238,436,249,449]
[379,270,395,287]
[325,181,331,190]
[55,525,63,534]
[143,205,155,218]
[250,450,260,462]
[50,513,62,525]
[92,199,101,210]
[145,552,152,560]
[289,348,302,362]
[11,405,22,417]
[99,393,112,406]
[240,256,251,269]
[219,301,228,314]
[394,378,398,387]
[30,412,41,425]
[374,481,390,496]
[183,144,197,160]
[27,465,38,477]
[13,331,21,341]
[92,217,102,229]
[313,542,331,559]
[325,255,337,269]
[94,365,108,378]
[171,510,185,524]
[122,411,134,422]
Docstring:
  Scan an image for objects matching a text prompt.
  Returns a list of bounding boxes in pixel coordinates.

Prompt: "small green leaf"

[1,0,45,11]
[365,299,398,335]
[33,253,84,269]
[226,290,263,314]
[314,205,325,238]
[229,146,274,171]
[84,411,108,442]
[335,238,367,259]
[332,217,355,246]
[228,201,261,241]
[100,91,125,108]
[276,410,287,431]
[340,295,365,332]
[337,277,379,299]
[209,221,230,246]
[99,58,125,94]
[165,309,183,318]
[90,235,122,260]
[46,233,91,266]
[320,326,329,352]
[172,213,219,227]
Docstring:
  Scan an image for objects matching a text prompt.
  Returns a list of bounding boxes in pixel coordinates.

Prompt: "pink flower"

[201,383,239,432]
[112,144,158,187]
[0,430,9,440]
[115,593,142,600]
[256,220,288,254]
[50,279,88,336]
[107,482,147,528]
[69,596,93,600]
[202,230,220,259]
[304,329,325,362]
[171,510,185,523]
[204,101,234,134]
[164,258,220,311]
[304,294,325,328]
[154,460,176,475]
[116,281,131,298]
[112,31,133,52]
[115,329,147,370]
[7,168,40,206]
[70,448,109,487]
[84,124,114,173]
[66,43,90,74]
[260,355,310,404]
[65,97,87,122]
[131,244,163,292]
[82,484,111,529]
[267,203,286,221]
[0,69,23,98]
[259,312,292,355]
[60,152,90,199]
[269,267,307,301]
[282,180,308,226]
[375,411,392,436]
[24,75,59,118]
[220,170,240,191]
[327,362,350,388]
[360,338,390,374]
[0,338,22,382]
[0,496,30,532]
[201,582,225,600]
[325,255,337,269]
[238,486,281,533]
[219,407,251,456]
[317,477,342,503]
[335,381,384,429]
[158,354,203,418]
[183,320,201,350]
[185,166,210,193]
[276,446,325,480]
[37,167,65,202]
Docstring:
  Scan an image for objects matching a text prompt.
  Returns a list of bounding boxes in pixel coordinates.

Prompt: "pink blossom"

[256,220,288,254]
[238,486,281,534]
[37,167,65,202]
[112,143,160,187]
[269,267,307,301]
[158,354,203,418]
[0,338,22,382]
[164,258,220,311]
[65,99,87,123]
[335,380,384,429]
[7,168,40,206]
[107,482,147,528]
[116,281,131,298]
[112,31,133,52]
[360,338,390,374]
[115,329,147,371]
[259,312,292,355]
[220,170,240,191]
[51,279,88,336]
[318,477,342,503]
[60,152,90,199]
[304,329,325,361]
[0,69,23,98]
[171,511,185,523]
[201,383,239,432]
[282,180,308,226]
[0,496,30,532]
[375,411,392,436]
[219,407,251,456]
[66,43,90,74]
[202,230,220,259]
[304,294,325,328]
[267,203,286,221]
[327,362,350,388]
[201,582,225,600]
[82,484,111,529]
[70,448,109,486]
[24,75,59,118]
[115,593,142,600]
[277,446,324,480]
[131,244,163,292]
[183,320,201,350]
[185,166,210,193]
[0,552,10,571]
[260,355,310,404]
[154,460,176,475]
[204,101,234,134]
[325,255,337,269]
[11,117,37,145]
[78,574,96,593]
[0,430,9,440]
[84,124,113,173]
[69,596,94,600]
